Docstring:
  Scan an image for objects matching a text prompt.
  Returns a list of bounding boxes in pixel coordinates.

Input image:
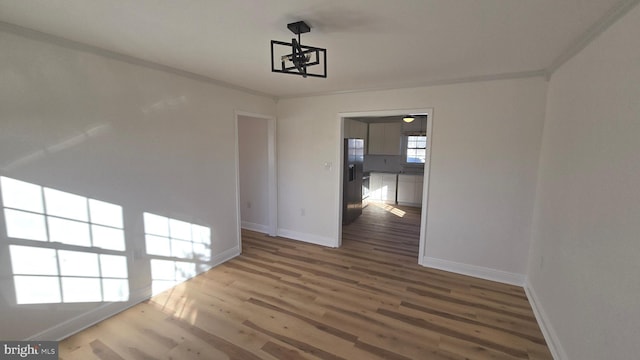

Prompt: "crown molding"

[3,0,638,102]
[546,0,640,78]
[276,69,547,100]
[0,21,276,100]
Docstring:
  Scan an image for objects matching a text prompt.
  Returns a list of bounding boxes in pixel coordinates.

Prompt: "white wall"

[238,116,270,232]
[276,77,547,280]
[527,4,640,360]
[0,28,275,340]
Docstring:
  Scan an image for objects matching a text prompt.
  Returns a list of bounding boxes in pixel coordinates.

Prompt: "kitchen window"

[405,135,427,164]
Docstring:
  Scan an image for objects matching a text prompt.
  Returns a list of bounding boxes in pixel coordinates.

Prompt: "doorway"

[235,111,277,242]
[337,109,433,265]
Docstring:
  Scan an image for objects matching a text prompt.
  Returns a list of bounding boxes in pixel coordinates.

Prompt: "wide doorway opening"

[337,109,433,264]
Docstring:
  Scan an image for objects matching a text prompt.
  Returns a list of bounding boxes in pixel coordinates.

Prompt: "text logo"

[1,342,57,359]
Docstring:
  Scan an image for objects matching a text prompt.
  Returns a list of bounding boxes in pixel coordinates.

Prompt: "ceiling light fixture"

[403,116,415,123]
[271,21,327,78]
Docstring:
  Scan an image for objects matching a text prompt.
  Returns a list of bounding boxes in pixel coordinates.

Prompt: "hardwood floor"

[59,202,553,359]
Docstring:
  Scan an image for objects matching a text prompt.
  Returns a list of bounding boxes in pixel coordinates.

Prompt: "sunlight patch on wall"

[9,245,129,304]
[144,212,211,296]
[144,213,211,261]
[1,176,129,305]
[1,177,125,251]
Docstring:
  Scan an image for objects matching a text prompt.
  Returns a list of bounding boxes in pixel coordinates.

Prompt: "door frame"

[336,108,433,265]
[234,111,278,242]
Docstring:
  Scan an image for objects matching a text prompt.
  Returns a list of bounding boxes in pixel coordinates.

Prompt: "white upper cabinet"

[368,122,401,155]
[345,119,368,153]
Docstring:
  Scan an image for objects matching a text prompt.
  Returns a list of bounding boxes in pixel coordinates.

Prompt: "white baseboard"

[213,245,241,263]
[241,221,269,234]
[422,256,525,286]
[524,281,568,360]
[26,245,241,341]
[396,201,421,208]
[26,293,150,341]
[277,228,338,248]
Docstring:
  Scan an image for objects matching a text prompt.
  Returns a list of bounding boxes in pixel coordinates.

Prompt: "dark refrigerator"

[342,138,364,225]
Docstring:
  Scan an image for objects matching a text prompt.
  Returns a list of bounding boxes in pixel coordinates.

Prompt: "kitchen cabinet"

[397,174,424,206]
[368,122,401,155]
[369,173,382,201]
[354,121,368,140]
[344,119,368,154]
[369,172,397,204]
[381,174,397,203]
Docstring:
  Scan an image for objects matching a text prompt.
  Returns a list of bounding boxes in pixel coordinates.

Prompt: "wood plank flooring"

[59,202,553,359]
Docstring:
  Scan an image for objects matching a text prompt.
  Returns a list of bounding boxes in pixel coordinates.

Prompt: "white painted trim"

[5,0,637,102]
[418,109,434,263]
[25,293,150,341]
[524,281,568,360]
[423,256,525,286]
[214,245,242,264]
[241,221,269,234]
[546,0,640,78]
[266,117,278,237]
[27,245,241,341]
[339,108,432,119]
[396,202,421,207]
[0,19,547,100]
[233,112,243,254]
[335,116,345,247]
[0,21,275,100]
[337,108,433,264]
[280,70,547,100]
[277,228,338,248]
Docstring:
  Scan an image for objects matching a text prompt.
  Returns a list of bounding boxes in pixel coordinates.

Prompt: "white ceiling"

[0,0,633,98]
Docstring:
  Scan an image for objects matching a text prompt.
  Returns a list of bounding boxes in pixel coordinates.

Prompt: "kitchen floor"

[342,202,422,259]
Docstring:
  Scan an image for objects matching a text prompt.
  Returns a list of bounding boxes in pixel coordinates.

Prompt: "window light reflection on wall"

[143,212,211,295]
[1,176,129,305]
[9,246,129,304]
[1,177,125,251]
[143,212,211,261]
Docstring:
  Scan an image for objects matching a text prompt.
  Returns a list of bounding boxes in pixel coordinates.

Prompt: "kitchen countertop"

[367,171,424,175]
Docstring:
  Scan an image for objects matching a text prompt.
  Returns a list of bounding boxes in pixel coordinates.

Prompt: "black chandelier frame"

[270,21,327,78]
